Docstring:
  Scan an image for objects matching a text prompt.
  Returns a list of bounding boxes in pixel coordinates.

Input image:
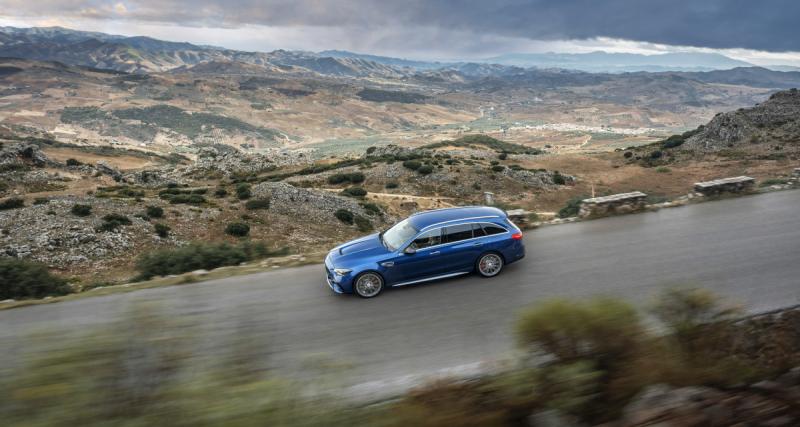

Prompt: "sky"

[1,0,800,66]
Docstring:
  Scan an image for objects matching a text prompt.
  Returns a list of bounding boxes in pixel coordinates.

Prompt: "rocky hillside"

[683,88,800,151]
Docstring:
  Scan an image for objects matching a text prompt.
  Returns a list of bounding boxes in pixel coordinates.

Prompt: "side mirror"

[403,246,417,255]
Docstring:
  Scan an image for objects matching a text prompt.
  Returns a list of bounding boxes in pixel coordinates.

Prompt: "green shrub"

[360,202,382,216]
[553,171,566,185]
[135,242,272,280]
[403,160,422,170]
[498,153,508,160]
[354,215,372,232]
[225,222,250,237]
[341,187,367,198]
[71,204,92,217]
[417,164,434,175]
[0,259,71,299]
[154,223,170,238]
[146,205,164,218]
[655,166,671,173]
[558,196,586,218]
[33,197,49,205]
[651,287,741,356]
[96,213,132,232]
[244,199,270,210]
[65,158,83,166]
[650,150,663,159]
[236,183,252,200]
[214,187,228,197]
[0,197,24,210]
[168,194,206,204]
[328,172,365,185]
[623,151,633,159]
[334,209,354,224]
[385,181,399,189]
[491,165,505,172]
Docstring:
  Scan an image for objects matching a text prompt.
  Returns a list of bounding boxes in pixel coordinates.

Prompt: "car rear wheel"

[353,272,384,298]
[476,253,503,277]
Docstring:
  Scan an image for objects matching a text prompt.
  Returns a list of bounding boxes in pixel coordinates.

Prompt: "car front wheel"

[353,272,384,298]
[476,253,503,277]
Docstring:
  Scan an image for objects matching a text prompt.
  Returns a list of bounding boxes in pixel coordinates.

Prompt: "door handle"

[380,261,395,268]
[430,251,440,255]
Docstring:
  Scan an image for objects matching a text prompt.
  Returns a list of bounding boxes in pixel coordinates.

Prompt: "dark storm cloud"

[3,0,799,52]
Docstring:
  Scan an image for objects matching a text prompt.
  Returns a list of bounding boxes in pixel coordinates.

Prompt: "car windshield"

[381,219,418,251]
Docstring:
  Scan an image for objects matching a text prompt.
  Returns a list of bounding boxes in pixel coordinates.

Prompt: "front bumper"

[324,255,352,294]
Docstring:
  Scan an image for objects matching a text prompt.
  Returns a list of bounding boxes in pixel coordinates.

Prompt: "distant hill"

[482,51,754,72]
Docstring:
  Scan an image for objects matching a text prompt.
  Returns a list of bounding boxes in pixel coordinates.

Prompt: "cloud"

[1,0,798,60]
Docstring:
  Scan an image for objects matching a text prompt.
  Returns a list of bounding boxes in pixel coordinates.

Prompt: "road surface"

[2,190,799,397]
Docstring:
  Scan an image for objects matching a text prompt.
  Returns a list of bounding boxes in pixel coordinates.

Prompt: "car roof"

[407,206,506,230]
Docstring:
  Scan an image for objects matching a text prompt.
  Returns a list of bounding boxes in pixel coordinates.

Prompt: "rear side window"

[472,223,486,237]
[482,223,507,235]
[443,224,473,243]
[411,229,441,249]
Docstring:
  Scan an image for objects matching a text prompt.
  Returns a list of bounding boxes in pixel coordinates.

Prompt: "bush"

[135,241,272,280]
[33,197,49,205]
[341,187,367,198]
[402,160,422,170]
[65,158,83,166]
[168,194,206,204]
[655,166,671,173]
[651,287,740,356]
[154,223,170,238]
[558,196,586,218]
[225,222,250,237]
[71,204,92,217]
[334,209,354,224]
[360,202,382,216]
[244,199,270,210]
[759,178,790,187]
[0,258,71,299]
[417,164,434,175]
[0,197,24,210]
[491,165,505,173]
[214,187,228,197]
[146,205,164,218]
[552,171,566,185]
[236,183,252,200]
[385,181,399,189]
[498,152,508,160]
[623,151,633,158]
[650,150,663,159]
[516,297,646,420]
[327,172,365,185]
[354,215,372,232]
[96,213,132,232]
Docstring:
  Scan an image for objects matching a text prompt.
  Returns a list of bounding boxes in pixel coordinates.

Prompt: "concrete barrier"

[579,191,648,218]
[694,176,755,196]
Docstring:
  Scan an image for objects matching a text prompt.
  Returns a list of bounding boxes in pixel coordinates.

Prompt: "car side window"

[410,229,441,249]
[472,223,487,237]
[482,223,507,235]
[443,224,473,243]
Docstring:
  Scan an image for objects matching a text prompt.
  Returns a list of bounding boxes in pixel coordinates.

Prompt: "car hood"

[329,233,390,264]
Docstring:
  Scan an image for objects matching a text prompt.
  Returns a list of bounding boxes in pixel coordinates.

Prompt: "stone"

[693,176,755,196]
[190,269,209,275]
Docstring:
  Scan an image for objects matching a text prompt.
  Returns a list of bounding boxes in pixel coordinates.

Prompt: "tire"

[476,252,504,277]
[353,272,384,298]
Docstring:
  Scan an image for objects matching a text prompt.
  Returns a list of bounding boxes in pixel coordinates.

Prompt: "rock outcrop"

[683,88,800,152]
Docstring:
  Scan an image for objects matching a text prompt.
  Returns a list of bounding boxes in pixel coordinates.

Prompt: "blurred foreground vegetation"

[2,288,798,426]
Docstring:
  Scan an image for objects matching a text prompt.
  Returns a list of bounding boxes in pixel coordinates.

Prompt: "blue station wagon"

[325,206,525,298]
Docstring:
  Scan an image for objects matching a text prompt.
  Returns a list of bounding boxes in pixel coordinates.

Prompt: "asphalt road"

[2,190,799,397]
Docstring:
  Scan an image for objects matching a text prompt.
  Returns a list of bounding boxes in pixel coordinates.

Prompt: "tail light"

[511,232,523,240]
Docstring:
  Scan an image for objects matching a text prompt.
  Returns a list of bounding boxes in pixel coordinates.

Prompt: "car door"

[381,228,443,285]
[439,223,482,272]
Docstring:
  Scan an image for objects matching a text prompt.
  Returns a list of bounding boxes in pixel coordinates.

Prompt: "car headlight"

[333,268,352,276]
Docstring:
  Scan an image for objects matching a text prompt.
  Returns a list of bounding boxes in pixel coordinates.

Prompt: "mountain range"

[1,25,793,79]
